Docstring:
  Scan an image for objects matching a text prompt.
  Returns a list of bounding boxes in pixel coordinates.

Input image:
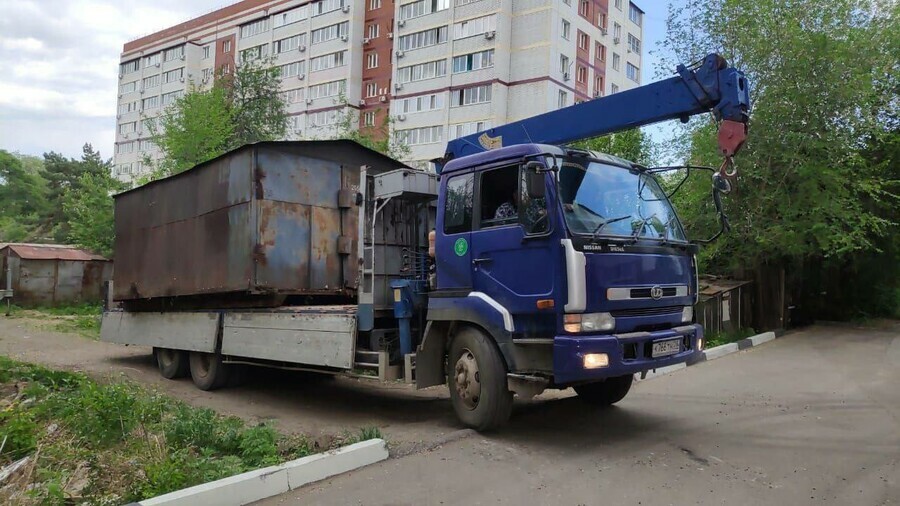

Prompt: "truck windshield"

[558,159,686,242]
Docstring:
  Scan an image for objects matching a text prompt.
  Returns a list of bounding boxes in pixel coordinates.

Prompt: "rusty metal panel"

[17,260,56,306]
[55,261,84,303]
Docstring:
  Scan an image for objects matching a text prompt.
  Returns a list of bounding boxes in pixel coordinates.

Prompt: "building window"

[119,121,137,135]
[275,34,306,53]
[312,0,345,16]
[611,83,619,94]
[612,52,620,70]
[202,68,213,81]
[598,12,607,30]
[370,0,382,9]
[366,52,379,69]
[365,82,378,97]
[626,62,639,82]
[279,61,307,79]
[366,23,380,39]
[312,22,349,44]
[613,22,622,40]
[240,18,269,38]
[309,109,340,127]
[576,65,587,84]
[595,42,606,62]
[163,67,184,84]
[449,120,490,140]
[629,3,643,26]
[395,125,443,145]
[143,53,161,67]
[451,84,491,107]
[162,90,184,106]
[142,75,160,89]
[561,19,571,40]
[307,79,346,99]
[400,0,450,21]
[273,5,309,27]
[118,101,137,115]
[398,26,448,51]
[120,59,140,75]
[395,93,445,114]
[239,44,269,64]
[398,59,447,83]
[311,51,347,71]
[223,40,232,53]
[288,116,303,134]
[594,75,603,97]
[281,88,304,104]
[364,111,376,127]
[116,142,134,155]
[559,54,570,74]
[140,140,155,151]
[627,33,641,54]
[453,14,497,39]
[142,95,160,110]
[455,0,484,6]
[163,45,185,62]
[577,31,589,51]
[452,49,494,73]
[558,90,568,108]
[119,81,137,94]
[202,45,211,59]
[615,0,622,10]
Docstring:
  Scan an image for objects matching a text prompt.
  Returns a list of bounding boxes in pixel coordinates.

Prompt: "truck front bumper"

[552,324,703,385]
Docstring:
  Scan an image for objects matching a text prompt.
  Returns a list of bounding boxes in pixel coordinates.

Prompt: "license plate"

[651,338,681,358]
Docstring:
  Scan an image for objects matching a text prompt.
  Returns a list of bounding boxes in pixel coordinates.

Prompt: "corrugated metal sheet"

[113,140,407,303]
[2,244,108,261]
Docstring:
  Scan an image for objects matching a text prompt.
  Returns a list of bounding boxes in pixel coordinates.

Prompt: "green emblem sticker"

[454,238,468,256]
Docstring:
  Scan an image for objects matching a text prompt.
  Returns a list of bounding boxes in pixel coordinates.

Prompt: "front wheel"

[447,326,513,431]
[574,374,634,406]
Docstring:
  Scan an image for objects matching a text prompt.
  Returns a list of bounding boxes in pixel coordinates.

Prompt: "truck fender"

[416,294,517,389]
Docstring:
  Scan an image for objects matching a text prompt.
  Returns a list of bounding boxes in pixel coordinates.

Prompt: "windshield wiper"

[592,215,631,240]
[630,213,658,243]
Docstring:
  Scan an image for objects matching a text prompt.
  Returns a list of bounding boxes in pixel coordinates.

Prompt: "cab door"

[469,163,556,321]
[435,171,475,290]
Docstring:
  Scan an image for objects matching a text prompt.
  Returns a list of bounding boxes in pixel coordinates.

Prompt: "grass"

[4,304,102,340]
[0,357,383,505]
[704,327,758,349]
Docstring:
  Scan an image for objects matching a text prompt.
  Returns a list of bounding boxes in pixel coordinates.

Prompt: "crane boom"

[439,54,750,173]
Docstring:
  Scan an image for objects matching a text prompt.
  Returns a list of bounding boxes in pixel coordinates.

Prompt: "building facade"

[113,0,644,180]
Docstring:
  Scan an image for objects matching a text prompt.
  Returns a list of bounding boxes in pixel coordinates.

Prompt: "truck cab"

[417,144,703,429]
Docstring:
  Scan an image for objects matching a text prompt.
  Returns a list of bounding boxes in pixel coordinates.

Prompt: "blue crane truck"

[101,54,750,430]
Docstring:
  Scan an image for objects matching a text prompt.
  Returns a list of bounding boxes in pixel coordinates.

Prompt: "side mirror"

[524,162,546,199]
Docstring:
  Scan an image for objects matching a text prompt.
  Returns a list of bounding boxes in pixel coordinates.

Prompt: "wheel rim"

[196,353,211,378]
[454,348,481,410]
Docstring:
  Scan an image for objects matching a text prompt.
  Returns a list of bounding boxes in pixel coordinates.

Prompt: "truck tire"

[153,347,189,379]
[447,326,513,431]
[189,352,231,391]
[574,374,634,406]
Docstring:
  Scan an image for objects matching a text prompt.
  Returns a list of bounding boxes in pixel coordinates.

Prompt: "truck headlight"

[682,305,693,323]
[564,313,615,333]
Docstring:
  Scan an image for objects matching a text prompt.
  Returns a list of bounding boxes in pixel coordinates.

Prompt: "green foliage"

[147,58,288,179]
[572,128,655,165]
[660,0,899,320]
[704,327,757,348]
[0,356,375,504]
[0,150,49,242]
[42,145,111,243]
[330,95,411,160]
[61,170,124,258]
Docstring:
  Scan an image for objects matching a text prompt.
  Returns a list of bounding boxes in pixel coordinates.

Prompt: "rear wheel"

[447,326,513,431]
[153,347,189,379]
[574,374,634,406]
[189,351,231,391]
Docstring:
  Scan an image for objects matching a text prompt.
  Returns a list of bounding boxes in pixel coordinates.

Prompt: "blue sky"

[0,0,679,162]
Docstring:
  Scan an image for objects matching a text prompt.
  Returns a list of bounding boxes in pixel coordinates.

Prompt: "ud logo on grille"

[650,285,664,300]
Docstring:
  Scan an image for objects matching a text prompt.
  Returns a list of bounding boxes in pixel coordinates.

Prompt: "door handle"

[472,257,493,265]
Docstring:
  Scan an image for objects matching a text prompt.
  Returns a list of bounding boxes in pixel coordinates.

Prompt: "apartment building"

[113,0,644,179]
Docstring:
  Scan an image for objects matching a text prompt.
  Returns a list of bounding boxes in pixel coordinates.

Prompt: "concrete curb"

[132,439,389,506]
[636,331,778,382]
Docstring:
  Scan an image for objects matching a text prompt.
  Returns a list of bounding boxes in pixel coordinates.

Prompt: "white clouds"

[0,0,225,159]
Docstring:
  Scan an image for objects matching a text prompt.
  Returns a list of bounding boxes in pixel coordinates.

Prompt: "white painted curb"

[634,331,779,383]
[135,439,388,506]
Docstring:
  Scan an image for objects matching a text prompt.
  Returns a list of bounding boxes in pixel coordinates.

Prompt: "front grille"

[610,306,682,318]
[630,287,678,299]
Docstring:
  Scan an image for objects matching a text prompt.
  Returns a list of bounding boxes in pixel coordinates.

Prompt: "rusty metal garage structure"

[0,243,112,307]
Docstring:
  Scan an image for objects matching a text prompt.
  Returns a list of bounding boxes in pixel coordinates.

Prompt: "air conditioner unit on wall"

[387,32,393,39]
[297,73,305,80]
[397,114,406,121]
[484,31,496,40]
[341,35,348,42]
[299,45,307,52]
[379,95,387,102]
[394,82,403,90]
[395,50,404,58]
[613,37,620,44]
[563,72,571,81]
[306,98,313,104]
[342,5,350,13]
[398,20,405,27]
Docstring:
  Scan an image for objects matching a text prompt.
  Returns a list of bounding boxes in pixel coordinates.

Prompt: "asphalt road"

[260,324,900,506]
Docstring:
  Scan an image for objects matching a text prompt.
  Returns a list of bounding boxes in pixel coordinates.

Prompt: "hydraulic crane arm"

[439,54,750,173]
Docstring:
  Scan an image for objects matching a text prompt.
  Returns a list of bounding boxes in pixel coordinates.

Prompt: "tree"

[330,95,410,161]
[61,170,124,258]
[148,58,287,178]
[661,0,899,319]
[572,128,654,165]
[0,150,49,242]
[41,144,110,241]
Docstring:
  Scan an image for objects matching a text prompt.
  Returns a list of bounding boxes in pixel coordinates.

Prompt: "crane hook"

[719,156,738,178]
